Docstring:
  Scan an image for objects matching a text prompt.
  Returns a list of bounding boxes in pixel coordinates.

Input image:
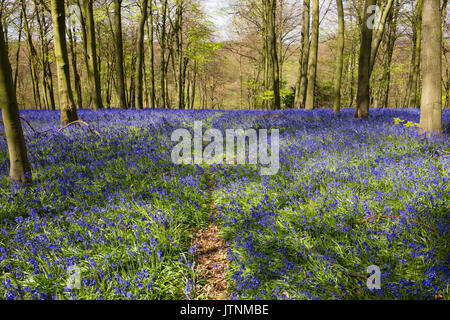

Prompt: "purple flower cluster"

[0,107,448,300]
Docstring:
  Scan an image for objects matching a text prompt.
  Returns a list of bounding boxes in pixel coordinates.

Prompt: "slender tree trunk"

[68,25,83,110]
[304,0,318,110]
[175,0,185,109]
[160,0,168,109]
[50,0,78,124]
[36,4,55,111]
[135,0,148,110]
[13,9,23,91]
[263,0,270,109]
[128,54,136,108]
[419,0,442,135]
[147,0,156,108]
[333,0,345,114]
[113,0,127,108]
[404,0,422,109]
[381,1,398,109]
[268,0,280,109]
[369,0,394,76]
[21,0,41,109]
[355,0,376,119]
[295,0,310,109]
[82,0,103,110]
[191,61,197,109]
[0,20,31,184]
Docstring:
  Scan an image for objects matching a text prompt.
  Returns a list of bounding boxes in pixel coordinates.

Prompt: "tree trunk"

[113,0,127,108]
[0,20,32,184]
[406,0,422,109]
[135,0,148,110]
[175,0,184,109]
[83,0,103,111]
[369,0,394,76]
[36,3,56,111]
[419,0,442,135]
[304,0,318,110]
[268,0,280,109]
[295,0,310,109]
[333,0,344,114]
[147,0,156,108]
[160,0,168,109]
[355,0,376,119]
[68,25,83,110]
[50,0,78,124]
[21,0,41,110]
[13,9,23,91]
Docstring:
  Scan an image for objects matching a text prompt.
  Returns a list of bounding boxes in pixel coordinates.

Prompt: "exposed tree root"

[58,120,101,137]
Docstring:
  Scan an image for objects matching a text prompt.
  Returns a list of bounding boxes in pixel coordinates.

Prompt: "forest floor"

[0,108,449,300]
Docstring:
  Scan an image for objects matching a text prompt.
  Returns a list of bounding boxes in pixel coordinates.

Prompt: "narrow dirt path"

[192,169,230,300]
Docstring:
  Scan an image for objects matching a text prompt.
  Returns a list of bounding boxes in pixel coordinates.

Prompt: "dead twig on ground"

[59,120,101,137]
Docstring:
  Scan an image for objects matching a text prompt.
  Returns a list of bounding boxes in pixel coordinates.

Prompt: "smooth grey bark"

[83,0,103,110]
[0,19,32,184]
[304,0,318,110]
[113,0,127,108]
[355,0,376,119]
[135,0,148,110]
[419,0,442,134]
[50,0,78,124]
[333,0,345,114]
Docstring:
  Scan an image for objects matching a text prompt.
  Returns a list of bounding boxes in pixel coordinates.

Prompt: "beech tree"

[135,0,148,110]
[113,0,127,109]
[419,0,442,135]
[82,0,103,111]
[0,19,32,184]
[355,0,376,119]
[50,0,78,124]
[294,0,310,109]
[304,0,318,110]
[333,0,344,114]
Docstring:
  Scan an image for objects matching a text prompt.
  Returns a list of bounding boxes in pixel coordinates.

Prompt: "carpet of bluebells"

[0,108,448,300]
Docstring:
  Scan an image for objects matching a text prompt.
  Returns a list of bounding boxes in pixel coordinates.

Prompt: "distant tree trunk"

[68,25,83,110]
[36,3,55,111]
[175,0,185,109]
[0,20,32,184]
[83,0,103,111]
[369,0,394,76]
[268,0,280,110]
[304,0,318,110]
[147,0,156,108]
[191,61,197,109]
[13,9,23,90]
[113,0,127,109]
[381,3,398,109]
[355,0,376,119]
[333,0,344,114]
[50,0,78,124]
[419,0,442,135]
[135,0,148,110]
[21,0,41,109]
[160,0,168,109]
[295,0,310,109]
[406,0,422,109]
[262,0,270,109]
